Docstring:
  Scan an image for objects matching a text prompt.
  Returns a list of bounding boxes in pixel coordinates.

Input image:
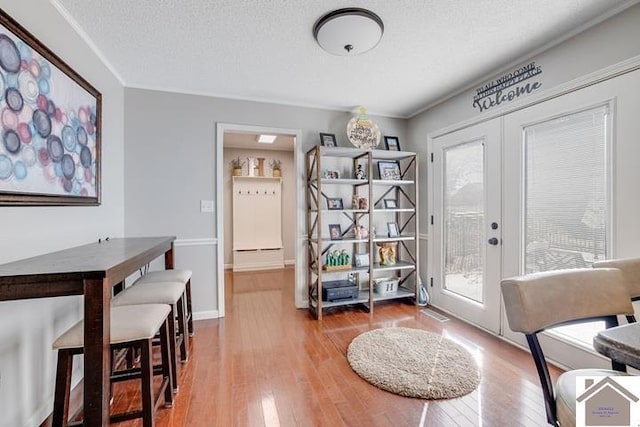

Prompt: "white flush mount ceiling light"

[313,8,384,56]
[257,134,277,143]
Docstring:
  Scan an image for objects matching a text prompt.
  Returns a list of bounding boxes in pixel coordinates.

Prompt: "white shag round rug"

[347,327,481,399]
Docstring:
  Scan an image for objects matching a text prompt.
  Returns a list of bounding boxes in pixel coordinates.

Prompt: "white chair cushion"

[135,269,192,285]
[53,304,171,349]
[556,368,629,427]
[113,281,185,306]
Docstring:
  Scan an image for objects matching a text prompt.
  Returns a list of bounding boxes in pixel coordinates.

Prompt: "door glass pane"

[443,140,485,303]
[523,105,609,345]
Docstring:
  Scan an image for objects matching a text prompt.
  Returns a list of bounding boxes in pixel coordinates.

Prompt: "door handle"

[488,237,499,246]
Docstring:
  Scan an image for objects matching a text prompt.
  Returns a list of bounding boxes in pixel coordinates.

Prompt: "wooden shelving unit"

[305,145,419,319]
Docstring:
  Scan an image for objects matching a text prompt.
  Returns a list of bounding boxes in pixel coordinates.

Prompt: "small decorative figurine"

[355,164,367,180]
[354,225,368,239]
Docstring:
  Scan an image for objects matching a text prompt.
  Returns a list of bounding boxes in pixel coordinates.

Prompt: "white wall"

[407,4,640,282]
[124,88,408,317]
[223,147,295,266]
[0,2,125,426]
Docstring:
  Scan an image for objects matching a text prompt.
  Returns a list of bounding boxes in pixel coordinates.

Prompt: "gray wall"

[406,3,640,282]
[0,1,125,425]
[124,88,408,316]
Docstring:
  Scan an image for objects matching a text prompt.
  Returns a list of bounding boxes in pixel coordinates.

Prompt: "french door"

[430,68,640,368]
[430,119,502,334]
[501,87,614,368]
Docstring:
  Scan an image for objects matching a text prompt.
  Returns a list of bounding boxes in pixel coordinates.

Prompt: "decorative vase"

[417,279,430,306]
[346,106,381,149]
[377,242,398,265]
[273,169,281,178]
[257,157,265,176]
[233,168,242,176]
[247,157,256,176]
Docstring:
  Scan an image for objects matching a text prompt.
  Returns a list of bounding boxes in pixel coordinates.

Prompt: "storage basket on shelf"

[373,277,399,295]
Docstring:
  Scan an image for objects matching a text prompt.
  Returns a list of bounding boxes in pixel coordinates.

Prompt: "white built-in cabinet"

[232,176,284,271]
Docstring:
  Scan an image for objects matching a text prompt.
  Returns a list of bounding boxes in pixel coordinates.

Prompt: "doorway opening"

[216,124,303,317]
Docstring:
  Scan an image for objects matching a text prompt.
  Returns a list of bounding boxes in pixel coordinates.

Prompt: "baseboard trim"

[193,310,220,320]
[37,372,83,427]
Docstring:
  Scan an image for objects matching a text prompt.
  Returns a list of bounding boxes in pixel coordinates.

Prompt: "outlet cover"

[200,200,214,213]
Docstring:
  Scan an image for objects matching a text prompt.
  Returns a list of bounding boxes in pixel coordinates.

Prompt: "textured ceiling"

[52,0,633,118]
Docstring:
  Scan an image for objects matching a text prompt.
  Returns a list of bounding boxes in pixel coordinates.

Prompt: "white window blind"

[523,105,609,274]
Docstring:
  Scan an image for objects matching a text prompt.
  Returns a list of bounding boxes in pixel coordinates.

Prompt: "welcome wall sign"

[473,62,542,112]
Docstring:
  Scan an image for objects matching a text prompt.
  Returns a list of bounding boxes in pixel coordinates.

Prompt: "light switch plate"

[200,200,214,213]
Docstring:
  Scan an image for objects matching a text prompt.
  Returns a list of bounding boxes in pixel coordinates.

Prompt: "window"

[443,140,485,303]
[523,105,609,345]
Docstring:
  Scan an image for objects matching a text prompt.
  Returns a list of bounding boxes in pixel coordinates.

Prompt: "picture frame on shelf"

[383,199,397,209]
[377,160,401,180]
[326,197,343,210]
[384,136,401,151]
[358,197,368,210]
[319,132,337,147]
[323,169,341,179]
[354,253,370,267]
[329,224,342,240]
[387,222,400,238]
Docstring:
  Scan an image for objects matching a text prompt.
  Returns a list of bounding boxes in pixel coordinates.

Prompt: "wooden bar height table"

[0,236,176,426]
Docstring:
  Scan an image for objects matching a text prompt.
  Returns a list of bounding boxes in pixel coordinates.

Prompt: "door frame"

[215,123,304,317]
[429,118,503,334]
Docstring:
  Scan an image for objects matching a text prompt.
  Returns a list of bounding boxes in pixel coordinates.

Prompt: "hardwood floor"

[53,267,561,426]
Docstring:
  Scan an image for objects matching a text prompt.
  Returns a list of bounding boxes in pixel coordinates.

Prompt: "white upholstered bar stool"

[134,269,193,336]
[112,280,189,391]
[52,304,173,427]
